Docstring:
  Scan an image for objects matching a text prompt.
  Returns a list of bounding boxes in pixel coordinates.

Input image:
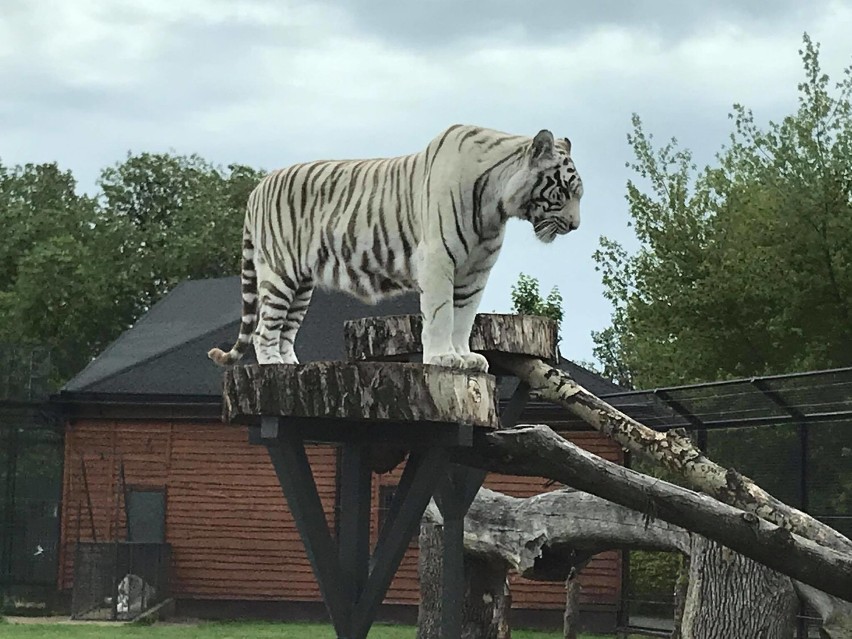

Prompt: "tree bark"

[680,537,797,638]
[670,555,689,639]
[454,425,852,602]
[343,313,559,367]
[223,361,498,429]
[417,521,511,639]
[563,575,582,639]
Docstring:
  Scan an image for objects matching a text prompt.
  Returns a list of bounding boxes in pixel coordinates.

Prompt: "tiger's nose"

[569,219,580,231]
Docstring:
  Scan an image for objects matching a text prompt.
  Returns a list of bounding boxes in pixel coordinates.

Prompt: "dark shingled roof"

[62,276,625,400]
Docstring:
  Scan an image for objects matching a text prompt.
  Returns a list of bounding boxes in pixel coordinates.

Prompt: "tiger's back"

[248,152,425,304]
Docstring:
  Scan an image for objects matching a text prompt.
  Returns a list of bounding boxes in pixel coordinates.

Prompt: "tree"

[589,34,852,636]
[0,154,264,385]
[510,273,564,329]
[592,34,852,388]
[98,153,263,313]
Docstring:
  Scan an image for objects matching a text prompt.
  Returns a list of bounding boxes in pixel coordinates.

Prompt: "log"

[490,354,852,556]
[424,487,689,579]
[453,424,852,602]
[222,362,498,430]
[489,354,852,636]
[343,314,559,367]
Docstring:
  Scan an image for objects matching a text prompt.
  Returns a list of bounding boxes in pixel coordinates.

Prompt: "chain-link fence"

[71,542,171,621]
[0,347,63,614]
[612,368,852,638]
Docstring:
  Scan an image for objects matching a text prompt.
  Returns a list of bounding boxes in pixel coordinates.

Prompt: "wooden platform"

[223,361,498,433]
[343,313,559,369]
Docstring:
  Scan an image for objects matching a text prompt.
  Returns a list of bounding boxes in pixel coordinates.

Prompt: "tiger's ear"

[529,129,555,164]
[563,137,572,154]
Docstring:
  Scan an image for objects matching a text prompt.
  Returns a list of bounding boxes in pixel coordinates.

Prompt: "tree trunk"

[563,575,581,639]
[670,554,690,639]
[680,537,797,639]
[417,521,511,639]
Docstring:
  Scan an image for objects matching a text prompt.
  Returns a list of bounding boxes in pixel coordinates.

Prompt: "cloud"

[1,0,851,364]
[312,0,825,50]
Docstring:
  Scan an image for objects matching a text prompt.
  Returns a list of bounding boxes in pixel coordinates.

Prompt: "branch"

[454,424,852,602]
[492,354,852,555]
[424,487,690,580]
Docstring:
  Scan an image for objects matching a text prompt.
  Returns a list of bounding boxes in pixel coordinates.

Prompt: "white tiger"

[208,124,583,372]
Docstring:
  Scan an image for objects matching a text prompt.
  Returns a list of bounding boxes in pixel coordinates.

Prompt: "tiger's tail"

[208,229,258,366]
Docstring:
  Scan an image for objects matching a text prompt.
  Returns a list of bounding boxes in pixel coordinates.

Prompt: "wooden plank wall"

[60,420,621,610]
[61,421,336,601]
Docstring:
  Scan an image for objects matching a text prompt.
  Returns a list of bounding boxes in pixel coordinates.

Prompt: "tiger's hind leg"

[278,280,313,364]
[254,264,301,365]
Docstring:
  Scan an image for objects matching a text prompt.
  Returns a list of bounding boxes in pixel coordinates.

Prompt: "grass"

[0,620,620,639]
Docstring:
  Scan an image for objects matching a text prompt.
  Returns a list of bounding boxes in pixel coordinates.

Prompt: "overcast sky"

[2,1,852,365]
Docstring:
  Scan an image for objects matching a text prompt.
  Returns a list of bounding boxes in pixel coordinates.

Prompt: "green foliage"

[593,34,852,604]
[593,34,852,388]
[630,550,682,601]
[0,154,264,385]
[510,273,564,329]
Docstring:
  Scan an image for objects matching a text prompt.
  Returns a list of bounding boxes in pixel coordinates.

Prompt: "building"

[56,276,629,630]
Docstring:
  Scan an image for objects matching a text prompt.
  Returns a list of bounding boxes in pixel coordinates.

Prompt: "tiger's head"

[503,129,583,243]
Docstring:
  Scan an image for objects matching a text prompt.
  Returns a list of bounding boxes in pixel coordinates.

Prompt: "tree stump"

[417,521,511,639]
[344,313,559,372]
[223,361,498,430]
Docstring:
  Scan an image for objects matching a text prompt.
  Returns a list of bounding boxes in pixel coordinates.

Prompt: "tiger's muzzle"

[534,216,577,243]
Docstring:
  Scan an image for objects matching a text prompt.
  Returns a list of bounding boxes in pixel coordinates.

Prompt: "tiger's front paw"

[426,352,466,369]
[460,352,489,373]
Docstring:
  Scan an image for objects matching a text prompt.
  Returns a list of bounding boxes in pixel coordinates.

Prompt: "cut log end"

[343,314,559,370]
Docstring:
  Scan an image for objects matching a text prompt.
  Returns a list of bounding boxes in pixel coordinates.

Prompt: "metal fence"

[0,347,63,614]
[71,542,171,620]
[611,367,852,638]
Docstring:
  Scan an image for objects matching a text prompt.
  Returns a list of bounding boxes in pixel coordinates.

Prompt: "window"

[126,489,165,543]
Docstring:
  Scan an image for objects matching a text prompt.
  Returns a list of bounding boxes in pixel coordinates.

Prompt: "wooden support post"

[262,423,453,639]
[352,448,450,638]
[338,443,372,621]
[262,418,350,636]
[434,379,531,639]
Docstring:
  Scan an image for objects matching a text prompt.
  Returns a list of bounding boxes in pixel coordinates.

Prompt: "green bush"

[630,550,681,606]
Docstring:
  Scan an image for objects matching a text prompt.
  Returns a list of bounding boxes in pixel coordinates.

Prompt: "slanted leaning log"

[453,424,852,602]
